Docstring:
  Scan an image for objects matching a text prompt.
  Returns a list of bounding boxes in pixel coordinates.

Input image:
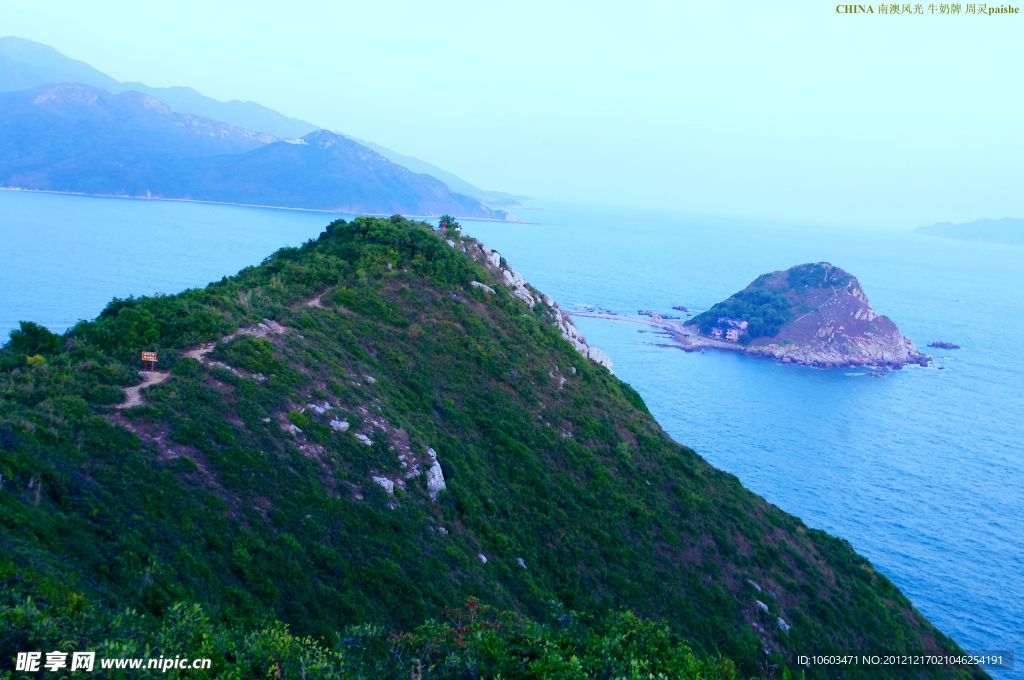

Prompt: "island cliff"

[685,263,928,368]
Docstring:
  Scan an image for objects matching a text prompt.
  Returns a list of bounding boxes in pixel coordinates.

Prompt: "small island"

[674,263,929,369]
[916,217,1024,244]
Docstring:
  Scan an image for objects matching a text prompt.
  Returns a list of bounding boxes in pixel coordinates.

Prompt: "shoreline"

[0,186,522,224]
[570,310,739,352]
[568,310,928,369]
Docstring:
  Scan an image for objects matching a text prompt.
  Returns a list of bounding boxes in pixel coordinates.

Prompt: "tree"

[437,214,461,233]
[8,321,61,356]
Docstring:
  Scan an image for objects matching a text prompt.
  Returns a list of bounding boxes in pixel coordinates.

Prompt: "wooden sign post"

[141,351,158,371]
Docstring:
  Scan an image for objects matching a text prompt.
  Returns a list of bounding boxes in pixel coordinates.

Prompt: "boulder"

[372,476,395,494]
[425,447,447,500]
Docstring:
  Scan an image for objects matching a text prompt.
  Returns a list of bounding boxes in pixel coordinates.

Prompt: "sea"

[2,190,1021,675]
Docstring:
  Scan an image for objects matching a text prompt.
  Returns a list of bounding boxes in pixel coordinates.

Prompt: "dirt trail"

[115,293,320,410]
[118,370,170,409]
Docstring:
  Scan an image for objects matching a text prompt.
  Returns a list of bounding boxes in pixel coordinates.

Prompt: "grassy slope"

[0,217,979,678]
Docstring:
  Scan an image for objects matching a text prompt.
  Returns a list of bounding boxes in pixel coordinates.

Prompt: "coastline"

[0,186,523,224]
[569,310,929,369]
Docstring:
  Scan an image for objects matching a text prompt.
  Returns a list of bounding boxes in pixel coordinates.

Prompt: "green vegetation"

[0,216,976,678]
[785,263,853,290]
[1,573,742,679]
[438,214,461,233]
[691,290,794,340]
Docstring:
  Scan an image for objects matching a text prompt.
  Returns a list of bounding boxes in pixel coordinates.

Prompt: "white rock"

[307,403,327,416]
[284,423,302,435]
[502,268,525,288]
[511,286,536,307]
[372,476,395,494]
[486,249,501,269]
[755,600,769,613]
[438,526,448,536]
[470,281,496,294]
[777,617,791,634]
[587,346,614,371]
[330,419,350,432]
[364,375,376,384]
[516,557,527,569]
[478,553,488,564]
[355,433,373,446]
[425,447,447,500]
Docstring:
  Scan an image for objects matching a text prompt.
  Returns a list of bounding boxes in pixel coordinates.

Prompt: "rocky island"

[679,263,929,368]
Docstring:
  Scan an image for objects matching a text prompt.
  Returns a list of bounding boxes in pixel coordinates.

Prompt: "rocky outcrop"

[684,263,927,369]
[372,476,395,494]
[424,447,447,501]
[456,238,614,372]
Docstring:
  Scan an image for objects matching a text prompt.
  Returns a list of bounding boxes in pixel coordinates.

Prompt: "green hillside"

[0,217,980,678]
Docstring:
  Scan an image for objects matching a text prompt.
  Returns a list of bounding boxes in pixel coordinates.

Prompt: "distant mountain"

[356,138,528,207]
[916,218,1024,244]
[0,83,503,218]
[174,131,505,217]
[1,36,518,205]
[0,84,275,195]
[0,36,317,139]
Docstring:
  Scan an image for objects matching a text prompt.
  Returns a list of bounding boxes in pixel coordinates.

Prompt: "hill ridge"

[0,217,977,678]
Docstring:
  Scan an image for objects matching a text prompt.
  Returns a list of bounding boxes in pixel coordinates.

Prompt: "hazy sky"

[3,0,1021,226]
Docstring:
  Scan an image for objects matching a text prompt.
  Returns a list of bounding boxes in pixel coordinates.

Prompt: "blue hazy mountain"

[355,138,528,207]
[0,36,316,139]
[0,36,518,205]
[171,130,504,216]
[0,83,503,218]
[916,217,1024,244]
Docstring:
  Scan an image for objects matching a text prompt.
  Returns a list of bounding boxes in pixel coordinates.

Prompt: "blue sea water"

[0,191,356,341]
[2,191,1021,674]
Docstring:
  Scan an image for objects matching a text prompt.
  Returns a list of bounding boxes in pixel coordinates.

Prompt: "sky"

[2,0,1021,227]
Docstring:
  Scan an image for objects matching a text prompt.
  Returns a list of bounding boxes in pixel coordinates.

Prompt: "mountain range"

[0,35,316,139]
[0,36,517,217]
[0,83,502,217]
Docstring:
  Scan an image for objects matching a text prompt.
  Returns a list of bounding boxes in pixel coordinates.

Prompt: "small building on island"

[712,317,749,343]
